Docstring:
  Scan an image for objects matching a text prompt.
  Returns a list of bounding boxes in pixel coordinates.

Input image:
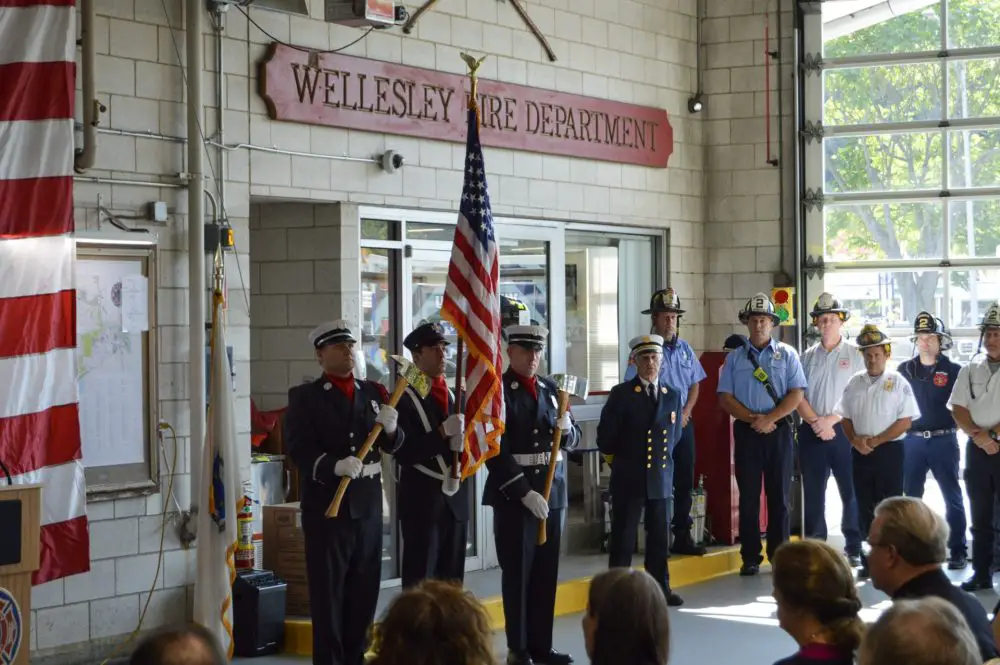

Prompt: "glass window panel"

[498,239,550,376]
[947,271,1000,329]
[824,202,945,261]
[361,218,396,241]
[949,200,1000,258]
[566,234,619,393]
[409,246,458,382]
[407,221,456,242]
[947,0,1000,49]
[824,63,942,126]
[822,1,941,58]
[949,129,1000,188]
[949,59,1000,119]
[359,246,400,578]
[825,132,942,193]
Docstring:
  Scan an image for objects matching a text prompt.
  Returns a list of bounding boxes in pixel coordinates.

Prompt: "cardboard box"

[263,502,311,615]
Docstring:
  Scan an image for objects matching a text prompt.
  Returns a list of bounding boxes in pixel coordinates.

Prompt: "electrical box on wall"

[325,0,395,26]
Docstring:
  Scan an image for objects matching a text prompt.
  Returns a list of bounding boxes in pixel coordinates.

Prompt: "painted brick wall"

[30,0,774,657]
[702,0,795,349]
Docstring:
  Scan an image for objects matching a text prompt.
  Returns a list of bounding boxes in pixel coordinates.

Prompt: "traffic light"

[771,287,795,326]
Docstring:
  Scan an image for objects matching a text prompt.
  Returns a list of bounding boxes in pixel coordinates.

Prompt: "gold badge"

[634,385,642,393]
[884,379,894,392]
[671,411,676,423]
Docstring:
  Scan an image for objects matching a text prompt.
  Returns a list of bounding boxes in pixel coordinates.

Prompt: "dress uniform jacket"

[394,381,470,587]
[597,376,683,500]
[484,370,581,661]
[284,376,402,665]
[483,371,581,509]
[285,376,401,518]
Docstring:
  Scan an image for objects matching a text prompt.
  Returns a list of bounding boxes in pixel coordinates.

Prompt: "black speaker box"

[232,569,287,657]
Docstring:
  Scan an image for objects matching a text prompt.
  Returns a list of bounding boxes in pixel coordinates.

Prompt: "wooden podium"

[0,484,41,665]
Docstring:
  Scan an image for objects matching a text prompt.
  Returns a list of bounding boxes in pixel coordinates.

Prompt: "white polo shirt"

[948,358,1000,429]
[834,369,922,439]
[801,337,866,416]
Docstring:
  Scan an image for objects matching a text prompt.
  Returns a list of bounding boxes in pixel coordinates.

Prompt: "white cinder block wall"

[30,0,791,658]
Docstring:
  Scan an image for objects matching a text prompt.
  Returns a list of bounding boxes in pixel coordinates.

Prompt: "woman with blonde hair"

[582,568,671,665]
[772,539,865,665]
[369,579,495,665]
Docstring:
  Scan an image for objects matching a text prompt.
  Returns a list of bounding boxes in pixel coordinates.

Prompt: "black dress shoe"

[948,554,968,570]
[530,649,573,665]
[507,650,534,665]
[857,565,870,580]
[671,540,707,556]
[845,552,862,568]
[666,589,684,606]
[739,564,759,577]
[960,576,992,591]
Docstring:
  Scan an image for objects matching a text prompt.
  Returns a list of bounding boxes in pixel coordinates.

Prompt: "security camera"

[380,150,404,173]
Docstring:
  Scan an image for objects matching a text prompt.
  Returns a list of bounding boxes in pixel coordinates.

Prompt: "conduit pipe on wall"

[187,0,207,523]
[74,0,99,173]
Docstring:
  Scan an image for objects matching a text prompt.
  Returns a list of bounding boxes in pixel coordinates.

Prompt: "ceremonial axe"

[326,355,431,518]
[537,373,589,545]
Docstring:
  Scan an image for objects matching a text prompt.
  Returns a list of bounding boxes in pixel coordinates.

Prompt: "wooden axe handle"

[537,390,571,545]
[510,0,558,62]
[326,377,410,518]
[401,0,439,34]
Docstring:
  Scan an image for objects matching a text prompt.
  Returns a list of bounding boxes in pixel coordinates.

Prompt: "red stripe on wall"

[0,176,74,238]
[33,515,90,585]
[0,290,75,358]
[0,62,74,122]
[0,404,83,476]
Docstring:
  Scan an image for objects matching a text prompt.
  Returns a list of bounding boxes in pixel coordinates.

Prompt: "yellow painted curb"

[281,541,789,656]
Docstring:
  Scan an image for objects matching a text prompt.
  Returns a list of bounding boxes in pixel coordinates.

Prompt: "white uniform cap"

[505,325,548,348]
[308,320,357,348]
[629,334,665,356]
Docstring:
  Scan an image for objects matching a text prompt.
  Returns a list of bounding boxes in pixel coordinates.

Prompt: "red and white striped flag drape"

[0,0,90,583]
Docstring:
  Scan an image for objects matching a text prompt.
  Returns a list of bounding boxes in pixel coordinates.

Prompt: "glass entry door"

[403,221,564,572]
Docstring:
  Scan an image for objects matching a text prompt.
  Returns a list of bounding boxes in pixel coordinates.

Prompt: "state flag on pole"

[194,292,240,657]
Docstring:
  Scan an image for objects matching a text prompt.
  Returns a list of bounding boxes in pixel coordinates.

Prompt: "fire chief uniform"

[484,332,580,665]
[394,323,470,588]
[598,335,684,606]
[950,303,1000,590]
[284,322,404,665]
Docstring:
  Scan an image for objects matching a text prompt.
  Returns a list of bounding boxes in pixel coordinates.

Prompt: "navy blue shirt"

[898,355,961,432]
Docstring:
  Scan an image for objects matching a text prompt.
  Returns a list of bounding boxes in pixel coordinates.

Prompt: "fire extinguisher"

[235,482,255,570]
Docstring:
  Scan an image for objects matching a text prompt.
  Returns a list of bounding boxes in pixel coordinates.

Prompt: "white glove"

[521,491,550,520]
[557,413,572,431]
[449,433,464,452]
[442,414,465,437]
[334,456,363,479]
[375,404,398,435]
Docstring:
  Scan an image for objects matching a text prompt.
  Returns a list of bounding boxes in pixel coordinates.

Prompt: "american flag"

[440,106,505,478]
[0,0,89,582]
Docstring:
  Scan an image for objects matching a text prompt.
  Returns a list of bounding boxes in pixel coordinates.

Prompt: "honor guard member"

[394,321,469,588]
[833,324,920,579]
[484,325,581,665]
[623,288,709,555]
[796,293,865,567]
[717,293,807,576]
[949,302,1000,592]
[899,312,967,570]
[284,320,403,665]
[597,334,685,607]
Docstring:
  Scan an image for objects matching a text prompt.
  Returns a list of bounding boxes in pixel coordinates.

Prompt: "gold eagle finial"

[460,52,487,76]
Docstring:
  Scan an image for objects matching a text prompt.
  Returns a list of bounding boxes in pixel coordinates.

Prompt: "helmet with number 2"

[738,292,780,326]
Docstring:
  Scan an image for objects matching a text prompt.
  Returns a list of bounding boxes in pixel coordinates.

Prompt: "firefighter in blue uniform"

[718,293,807,576]
[484,325,581,665]
[796,293,864,567]
[899,312,967,570]
[624,288,708,555]
[598,334,685,606]
[284,320,404,665]
[393,321,469,588]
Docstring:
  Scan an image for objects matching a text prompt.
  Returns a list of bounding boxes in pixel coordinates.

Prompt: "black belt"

[909,428,957,439]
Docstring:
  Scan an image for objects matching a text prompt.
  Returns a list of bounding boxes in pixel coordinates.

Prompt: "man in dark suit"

[484,325,581,665]
[597,334,684,607]
[867,496,999,663]
[394,321,468,587]
[284,320,403,665]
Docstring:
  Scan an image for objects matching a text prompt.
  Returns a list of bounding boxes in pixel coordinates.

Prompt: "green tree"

[822,0,1000,324]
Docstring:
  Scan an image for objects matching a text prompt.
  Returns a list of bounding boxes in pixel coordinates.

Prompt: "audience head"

[867,496,948,595]
[858,597,980,665]
[370,579,494,665]
[771,539,865,653]
[583,568,670,665]
[129,624,226,665]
